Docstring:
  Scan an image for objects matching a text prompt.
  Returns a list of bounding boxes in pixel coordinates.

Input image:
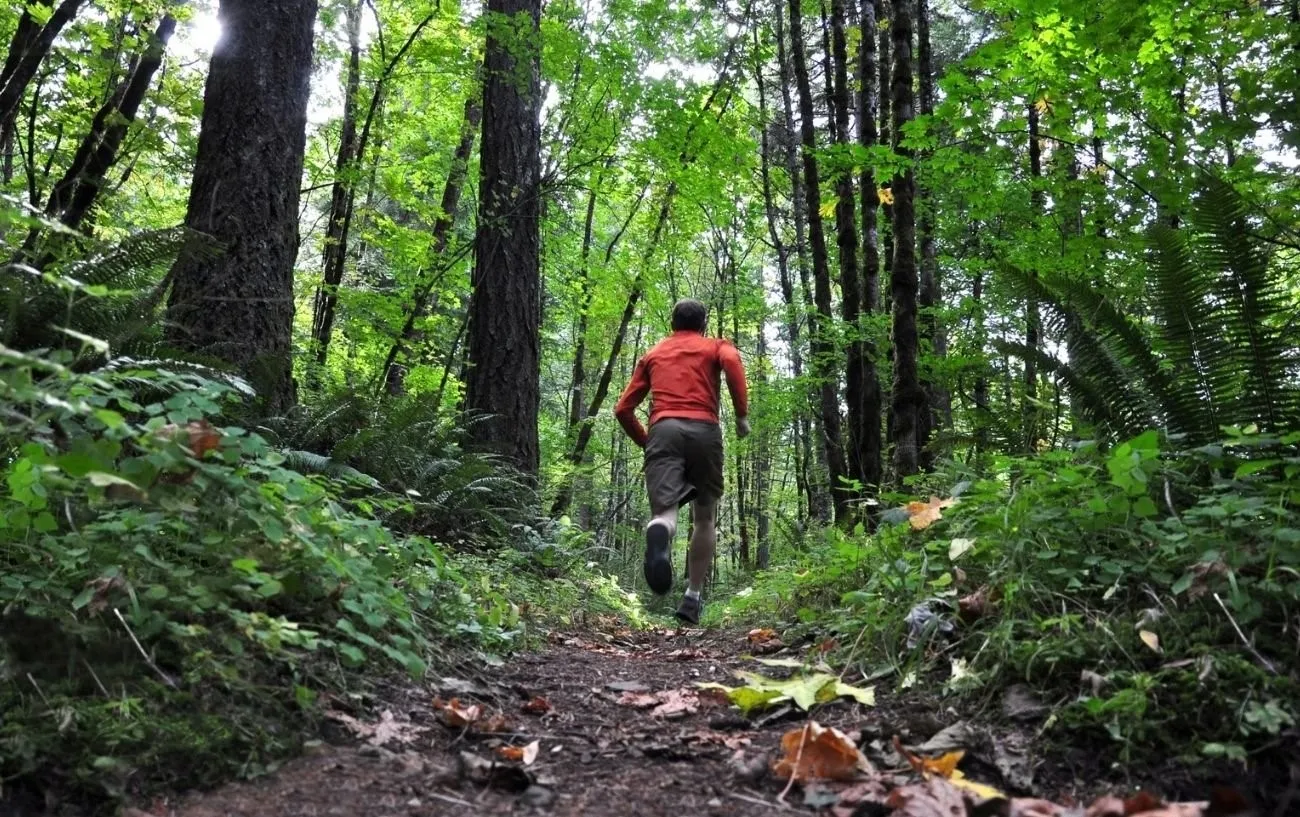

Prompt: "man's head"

[671,298,708,333]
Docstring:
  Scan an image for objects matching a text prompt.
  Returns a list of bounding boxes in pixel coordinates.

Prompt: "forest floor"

[139,624,1260,817]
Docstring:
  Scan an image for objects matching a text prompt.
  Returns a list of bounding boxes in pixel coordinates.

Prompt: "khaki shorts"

[644,418,724,511]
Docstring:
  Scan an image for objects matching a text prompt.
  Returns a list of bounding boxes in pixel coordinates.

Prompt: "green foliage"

[0,341,530,807]
[997,177,1300,444]
[717,428,1300,763]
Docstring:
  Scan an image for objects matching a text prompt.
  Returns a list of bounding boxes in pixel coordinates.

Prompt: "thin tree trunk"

[464,0,543,474]
[1024,103,1044,453]
[972,264,989,455]
[165,0,318,414]
[876,0,895,467]
[0,0,86,155]
[311,10,437,371]
[888,0,922,480]
[915,0,943,468]
[566,169,602,431]
[856,0,884,495]
[754,29,810,524]
[775,0,825,523]
[310,0,364,373]
[37,13,176,237]
[789,0,850,520]
[380,97,483,395]
[754,324,772,568]
[829,0,866,508]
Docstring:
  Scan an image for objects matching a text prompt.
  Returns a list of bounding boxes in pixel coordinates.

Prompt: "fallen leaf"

[666,648,706,660]
[893,735,1007,802]
[617,691,660,709]
[479,713,510,733]
[886,777,969,816]
[457,751,531,792]
[747,628,780,645]
[1009,798,1068,817]
[521,696,551,715]
[903,496,958,531]
[432,696,482,728]
[949,537,977,560]
[817,638,839,654]
[649,688,698,719]
[755,657,805,668]
[325,709,424,747]
[771,722,874,781]
[831,779,893,817]
[958,586,995,622]
[1138,630,1161,653]
[497,745,526,762]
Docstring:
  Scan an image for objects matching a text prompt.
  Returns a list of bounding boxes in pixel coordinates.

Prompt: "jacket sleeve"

[718,340,750,418]
[614,356,651,448]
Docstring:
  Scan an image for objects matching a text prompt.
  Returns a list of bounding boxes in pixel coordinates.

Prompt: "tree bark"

[309,0,364,373]
[165,0,318,414]
[380,97,482,395]
[856,0,884,495]
[464,0,543,475]
[1024,103,1044,452]
[829,0,868,507]
[39,14,176,234]
[789,0,849,520]
[915,0,944,468]
[775,0,826,523]
[888,0,922,481]
[0,0,86,155]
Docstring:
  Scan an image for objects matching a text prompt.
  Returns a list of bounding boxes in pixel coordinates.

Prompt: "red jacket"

[614,330,749,448]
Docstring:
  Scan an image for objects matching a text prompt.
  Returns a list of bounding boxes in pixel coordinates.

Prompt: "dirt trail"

[151,625,1253,817]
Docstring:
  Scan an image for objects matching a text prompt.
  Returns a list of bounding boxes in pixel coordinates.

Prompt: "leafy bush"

[0,343,521,807]
[716,427,1300,763]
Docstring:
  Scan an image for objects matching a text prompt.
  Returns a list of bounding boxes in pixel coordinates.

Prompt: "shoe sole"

[643,522,673,595]
[674,604,700,625]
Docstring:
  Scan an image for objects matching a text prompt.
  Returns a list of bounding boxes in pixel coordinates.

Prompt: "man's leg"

[643,422,688,595]
[686,499,716,596]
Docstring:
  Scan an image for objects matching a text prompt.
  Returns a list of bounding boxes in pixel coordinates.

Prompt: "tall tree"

[0,0,86,158]
[828,0,867,503]
[855,0,884,495]
[888,0,922,480]
[165,0,319,413]
[1024,102,1045,452]
[464,0,544,474]
[915,0,945,467]
[789,0,850,520]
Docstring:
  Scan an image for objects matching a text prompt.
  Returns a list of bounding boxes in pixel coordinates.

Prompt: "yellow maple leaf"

[877,187,894,205]
[903,495,957,530]
[819,200,837,219]
[1033,95,1052,115]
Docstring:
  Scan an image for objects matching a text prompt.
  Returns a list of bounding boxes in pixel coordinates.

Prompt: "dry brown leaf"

[479,713,510,733]
[1010,798,1069,817]
[903,496,958,531]
[958,586,993,622]
[885,777,969,816]
[325,709,423,747]
[831,779,892,817]
[1086,796,1127,817]
[747,628,779,644]
[521,696,551,715]
[771,722,873,782]
[496,745,525,762]
[431,696,482,728]
[650,688,698,719]
[617,691,660,708]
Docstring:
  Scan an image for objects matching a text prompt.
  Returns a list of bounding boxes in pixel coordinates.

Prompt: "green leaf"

[1132,496,1159,517]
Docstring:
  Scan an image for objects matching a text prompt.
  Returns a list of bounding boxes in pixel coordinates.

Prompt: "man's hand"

[736,416,751,439]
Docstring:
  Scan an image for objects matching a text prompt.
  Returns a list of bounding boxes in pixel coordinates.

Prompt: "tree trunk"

[775,0,826,523]
[0,0,86,154]
[915,0,944,468]
[566,171,601,431]
[381,97,482,395]
[789,0,849,520]
[309,0,363,374]
[887,0,921,481]
[464,0,543,475]
[856,0,884,496]
[876,0,895,468]
[829,0,867,507]
[972,264,989,455]
[38,13,176,236]
[1024,103,1044,452]
[165,0,318,414]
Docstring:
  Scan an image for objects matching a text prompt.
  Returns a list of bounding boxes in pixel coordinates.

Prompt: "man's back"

[614,330,748,445]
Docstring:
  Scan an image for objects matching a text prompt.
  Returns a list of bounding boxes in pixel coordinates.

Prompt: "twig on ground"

[26,672,51,706]
[1213,592,1278,675]
[82,658,111,698]
[114,607,178,688]
[427,790,474,808]
[731,789,790,811]
[776,722,809,803]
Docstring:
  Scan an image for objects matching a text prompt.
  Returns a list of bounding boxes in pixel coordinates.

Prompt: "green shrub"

[0,343,521,807]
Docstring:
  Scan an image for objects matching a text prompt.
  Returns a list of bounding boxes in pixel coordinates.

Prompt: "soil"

[127,624,1286,817]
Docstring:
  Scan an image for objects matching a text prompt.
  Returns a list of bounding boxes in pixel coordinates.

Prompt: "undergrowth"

[0,342,635,813]
[711,429,1300,774]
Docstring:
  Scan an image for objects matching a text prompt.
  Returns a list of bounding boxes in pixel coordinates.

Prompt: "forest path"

[155,624,1225,817]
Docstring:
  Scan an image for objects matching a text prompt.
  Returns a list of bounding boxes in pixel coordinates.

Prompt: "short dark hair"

[671,299,708,332]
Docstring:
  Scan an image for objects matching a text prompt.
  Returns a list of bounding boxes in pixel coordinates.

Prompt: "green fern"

[1001,174,1300,443]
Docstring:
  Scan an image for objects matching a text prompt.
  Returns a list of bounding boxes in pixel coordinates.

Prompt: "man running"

[613,298,750,624]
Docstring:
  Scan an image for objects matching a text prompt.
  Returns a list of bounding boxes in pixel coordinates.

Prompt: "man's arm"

[718,341,750,436]
[614,357,651,448]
